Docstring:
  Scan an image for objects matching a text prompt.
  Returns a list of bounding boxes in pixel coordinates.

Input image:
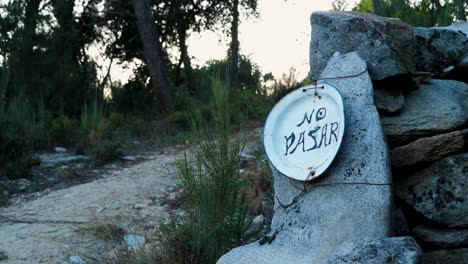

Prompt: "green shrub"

[108,113,146,139]
[48,115,83,147]
[173,77,255,263]
[0,121,39,179]
[90,140,123,165]
[81,99,109,145]
[229,89,273,123]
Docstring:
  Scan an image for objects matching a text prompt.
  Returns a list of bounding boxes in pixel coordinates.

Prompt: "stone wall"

[310,12,468,263]
[219,12,467,264]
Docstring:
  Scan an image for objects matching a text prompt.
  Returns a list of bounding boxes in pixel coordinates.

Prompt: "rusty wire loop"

[302,67,369,96]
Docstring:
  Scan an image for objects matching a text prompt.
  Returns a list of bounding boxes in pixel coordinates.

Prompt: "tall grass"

[176,76,254,263]
[81,98,108,144]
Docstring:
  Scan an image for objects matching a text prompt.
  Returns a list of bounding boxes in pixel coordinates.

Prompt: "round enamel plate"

[263,83,345,181]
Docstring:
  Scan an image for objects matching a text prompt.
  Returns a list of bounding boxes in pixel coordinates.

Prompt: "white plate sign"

[263,83,345,181]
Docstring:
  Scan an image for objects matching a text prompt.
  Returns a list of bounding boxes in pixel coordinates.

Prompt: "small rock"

[249,215,264,233]
[395,153,468,228]
[390,129,468,168]
[413,225,468,248]
[124,234,146,250]
[133,203,145,210]
[17,179,30,192]
[374,87,405,115]
[40,154,89,167]
[319,237,421,264]
[422,248,468,264]
[69,255,87,264]
[54,147,67,153]
[121,156,136,161]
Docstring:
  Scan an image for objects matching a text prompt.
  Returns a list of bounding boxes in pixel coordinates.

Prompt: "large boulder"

[395,153,468,228]
[219,52,392,263]
[319,237,421,264]
[413,26,467,75]
[422,249,468,264]
[310,12,415,81]
[413,225,468,248]
[382,79,468,146]
[390,129,468,168]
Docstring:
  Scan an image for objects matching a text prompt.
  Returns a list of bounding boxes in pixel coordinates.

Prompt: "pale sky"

[107,0,338,84]
[188,0,336,79]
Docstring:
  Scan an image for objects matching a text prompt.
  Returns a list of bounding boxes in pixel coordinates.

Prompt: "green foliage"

[174,77,255,263]
[229,89,272,122]
[81,99,109,145]
[0,250,7,261]
[0,121,39,179]
[92,223,125,242]
[90,140,123,165]
[48,116,83,147]
[110,77,161,120]
[352,0,465,27]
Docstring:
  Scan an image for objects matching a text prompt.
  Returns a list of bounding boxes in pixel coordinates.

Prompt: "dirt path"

[0,147,183,264]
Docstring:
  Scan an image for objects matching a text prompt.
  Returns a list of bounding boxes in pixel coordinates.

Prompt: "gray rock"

[310,12,415,81]
[413,225,468,248]
[219,52,392,263]
[54,147,67,153]
[374,87,405,115]
[124,234,145,250]
[121,156,137,161]
[69,255,87,264]
[448,20,468,36]
[74,144,84,155]
[390,129,468,168]
[40,154,89,167]
[381,79,468,146]
[422,248,468,264]
[413,26,467,75]
[395,153,468,228]
[319,237,421,264]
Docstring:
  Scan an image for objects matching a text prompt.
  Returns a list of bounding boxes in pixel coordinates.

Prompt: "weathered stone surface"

[219,52,392,263]
[413,26,467,75]
[422,248,468,264]
[319,237,421,264]
[310,12,415,81]
[390,129,468,168]
[382,79,468,146]
[441,21,468,82]
[374,87,405,115]
[413,225,468,248]
[395,153,468,228]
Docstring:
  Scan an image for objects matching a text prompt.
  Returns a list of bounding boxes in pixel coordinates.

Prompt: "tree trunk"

[15,0,41,94]
[51,0,77,113]
[455,0,466,21]
[177,25,194,94]
[229,0,240,90]
[133,0,174,114]
[372,0,381,15]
